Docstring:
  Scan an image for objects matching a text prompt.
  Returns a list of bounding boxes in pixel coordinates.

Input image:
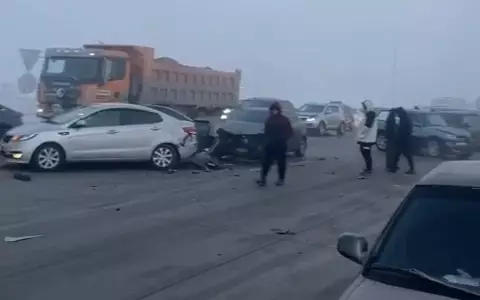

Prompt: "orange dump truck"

[37,44,241,118]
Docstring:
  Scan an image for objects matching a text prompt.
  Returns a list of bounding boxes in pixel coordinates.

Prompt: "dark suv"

[376,108,473,159]
[432,108,480,151]
[0,104,23,137]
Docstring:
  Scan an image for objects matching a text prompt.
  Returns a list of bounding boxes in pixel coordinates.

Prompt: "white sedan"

[0,103,197,171]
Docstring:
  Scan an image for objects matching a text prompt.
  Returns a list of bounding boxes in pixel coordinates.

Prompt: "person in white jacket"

[356,99,378,177]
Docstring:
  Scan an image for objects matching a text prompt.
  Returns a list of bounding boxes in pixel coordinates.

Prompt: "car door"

[324,105,340,129]
[66,109,123,160]
[409,113,427,151]
[284,111,303,151]
[118,108,164,159]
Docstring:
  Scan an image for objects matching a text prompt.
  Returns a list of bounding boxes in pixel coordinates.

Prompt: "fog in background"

[1,0,479,112]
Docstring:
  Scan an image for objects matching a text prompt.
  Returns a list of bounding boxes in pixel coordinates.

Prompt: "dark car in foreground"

[337,161,480,300]
[212,108,307,160]
[376,109,473,159]
[0,104,23,137]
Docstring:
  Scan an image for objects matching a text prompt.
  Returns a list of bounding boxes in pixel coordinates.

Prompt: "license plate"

[236,148,248,153]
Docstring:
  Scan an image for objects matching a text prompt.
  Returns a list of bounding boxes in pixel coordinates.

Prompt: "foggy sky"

[1,0,480,107]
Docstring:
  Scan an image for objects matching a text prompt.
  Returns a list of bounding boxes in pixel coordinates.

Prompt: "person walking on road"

[385,108,400,172]
[356,99,378,178]
[256,102,293,187]
[393,107,415,174]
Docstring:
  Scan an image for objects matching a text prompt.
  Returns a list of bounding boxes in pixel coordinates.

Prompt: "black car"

[212,108,307,160]
[0,104,23,137]
[221,98,296,120]
[376,108,473,159]
[432,108,480,151]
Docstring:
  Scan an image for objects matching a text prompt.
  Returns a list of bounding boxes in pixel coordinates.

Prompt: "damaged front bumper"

[210,130,264,160]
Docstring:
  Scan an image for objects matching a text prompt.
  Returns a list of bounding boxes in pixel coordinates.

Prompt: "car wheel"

[426,139,441,157]
[151,144,180,170]
[295,137,307,157]
[337,122,345,136]
[318,122,327,136]
[31,143,65,171]
[376,133,387,152]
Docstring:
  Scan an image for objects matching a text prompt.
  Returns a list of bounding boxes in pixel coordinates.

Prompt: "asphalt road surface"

[0,135,444,300]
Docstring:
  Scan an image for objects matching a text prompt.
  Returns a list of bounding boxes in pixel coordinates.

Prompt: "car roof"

[89,103,149,110]
[418,161,480,188]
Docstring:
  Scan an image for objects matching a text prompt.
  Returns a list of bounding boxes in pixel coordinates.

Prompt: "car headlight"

[11,134,38,142]
[223,108,231,114]
[444,133,456,140]
[220,114,228,120]
[306,117,316,122]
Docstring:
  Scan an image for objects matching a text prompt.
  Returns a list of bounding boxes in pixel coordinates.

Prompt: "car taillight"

[183,126,196,135]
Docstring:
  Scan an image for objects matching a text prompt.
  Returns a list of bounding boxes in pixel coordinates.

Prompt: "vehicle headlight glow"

[223,108,232,114]
[306,117,316,122]
[11,134,38,142]
[445,134,456,140]
[220,114,228,120]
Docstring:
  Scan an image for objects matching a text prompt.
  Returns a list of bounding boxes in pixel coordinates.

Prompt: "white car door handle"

[107,129,118,134]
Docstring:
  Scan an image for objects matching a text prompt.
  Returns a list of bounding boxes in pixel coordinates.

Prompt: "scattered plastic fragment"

[13,172,31,182]
[4,235,43,243]
[271,228,296,236]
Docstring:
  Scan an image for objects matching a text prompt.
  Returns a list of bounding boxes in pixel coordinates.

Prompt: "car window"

[377,111,389,121]
[280,101,295,111]
[148,106,192,121]
[325,106,339,113]
[120,109,163,125]
[298,104,325,113]
[463,115,480,129]
[82,109,122,127]
[371,185,480,290]
[426,114,448,127]
[229,109,269,123]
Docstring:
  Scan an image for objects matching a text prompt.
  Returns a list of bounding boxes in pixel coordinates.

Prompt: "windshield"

[426,114,448,127]
[370,185,480,292]
[298,104,325,113]
[43,57,101,81]
[228,109,269,123]
[47,106,95,124]
[241,100,272,108]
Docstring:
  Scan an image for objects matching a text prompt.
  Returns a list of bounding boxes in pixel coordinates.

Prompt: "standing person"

[356,99,378,178]
[394,107,415,174]
[256,102,293,187]
[385,108,400,172]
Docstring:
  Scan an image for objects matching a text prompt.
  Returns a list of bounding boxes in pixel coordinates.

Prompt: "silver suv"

[297,102,346,136]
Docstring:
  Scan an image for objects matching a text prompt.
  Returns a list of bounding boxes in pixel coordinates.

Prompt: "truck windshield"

[43,57,102,81]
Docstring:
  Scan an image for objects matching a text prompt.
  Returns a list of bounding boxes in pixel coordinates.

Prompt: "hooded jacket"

[396,107,412,143]
[356,99,378,144]
[264,103,293,144]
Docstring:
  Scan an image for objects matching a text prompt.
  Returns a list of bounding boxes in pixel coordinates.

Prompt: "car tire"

[295,137,307,158]
[337,122,345,136]
[318,122,327,136]
[31,143,66,172]
[151,144,180,170]
[376,133,387,152]
[426,139,442,158]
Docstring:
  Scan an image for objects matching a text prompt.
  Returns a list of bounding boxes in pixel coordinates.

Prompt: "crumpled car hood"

[217,121,264,135]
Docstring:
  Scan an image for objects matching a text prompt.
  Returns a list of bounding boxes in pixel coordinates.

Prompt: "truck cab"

[37,45,148,118]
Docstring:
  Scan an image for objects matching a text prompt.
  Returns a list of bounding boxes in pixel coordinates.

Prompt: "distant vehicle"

[0,104,23,137]
[431,108,480,151]
[376,108,473,159]
[297,102,347,136]
[212,107,307,160]
[36,44,241,119]
[1,103,197,171]
[337,160,480,300]
[221,98,296,120]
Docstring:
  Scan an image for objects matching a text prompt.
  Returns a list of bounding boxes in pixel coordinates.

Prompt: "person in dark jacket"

[393,107,415,174]
[385,108,400,172]
[257,102,294,187]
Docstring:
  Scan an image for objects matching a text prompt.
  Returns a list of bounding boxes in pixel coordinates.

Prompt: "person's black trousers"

[386,142,398,171]
[261,141,288,181]
[394,140,415,171]
[358,143,373,172]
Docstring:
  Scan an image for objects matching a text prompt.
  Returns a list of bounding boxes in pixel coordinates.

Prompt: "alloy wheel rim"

[38,147,61,169]
[377,136,387,150]
[428,141,440,156]
[153,147,174,167]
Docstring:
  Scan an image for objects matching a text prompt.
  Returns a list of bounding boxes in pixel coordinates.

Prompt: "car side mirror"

[71,119,87,129]
[336,233,369,265]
